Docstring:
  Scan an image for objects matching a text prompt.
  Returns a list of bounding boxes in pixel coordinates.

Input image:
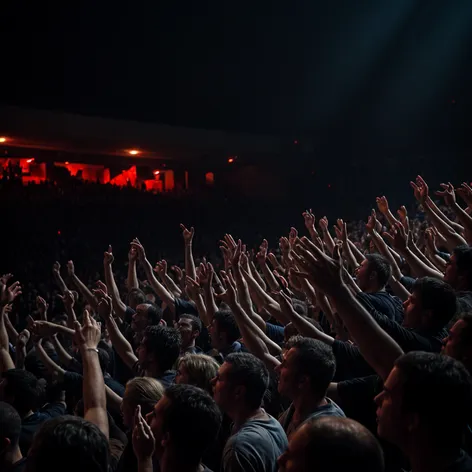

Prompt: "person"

[25,416,109,472]
[277,416,385,472]
[208,311,242,364]
[444,245,472,313]
[134,384,222,472]
[442,312,472,373]
[375,352,472,472]
[276,336,345,437]
[212,352,288,472]
[0,401,26,472]
[175,354,219,394]
[177,314,202,354]
[355,254,404,322]
[0,368,66,455]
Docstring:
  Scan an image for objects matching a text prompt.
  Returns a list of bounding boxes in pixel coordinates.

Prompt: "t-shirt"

[223,413,288,472]
[278,398,345,437]
[207,342,243,365]
[265,323,285,345]
[332,340,375,381]
[357,291,404,323]
[20,402,67,455]
[131,362,176,387]
[63,371,125,397]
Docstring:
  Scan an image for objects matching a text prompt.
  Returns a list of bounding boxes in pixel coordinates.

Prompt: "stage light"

[0,137,7,143]
[128,149,140,155]
[228,158,234,163]
[26,158,34,163]
[154,170,160,175]
[65,161,70,164]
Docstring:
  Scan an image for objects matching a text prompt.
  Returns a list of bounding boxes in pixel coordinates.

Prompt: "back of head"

[178,354,219,393]
[26,416,109,472]
[2,369,40,417]
[125,377,165,415]
[225,352,269,409]
[366,253,392,289]
[0,401,22,452]
[291,336,336,395]
[213,310,241,345]
[163,384,222,465]
[144,325,181,371]
[413,277,457,329]
[145,303,163,325]
[395,351,472,448]
[300,417,384,472]
[454,245,472,290]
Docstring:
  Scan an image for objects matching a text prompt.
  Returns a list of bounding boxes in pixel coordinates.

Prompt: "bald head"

[278,417,384,472]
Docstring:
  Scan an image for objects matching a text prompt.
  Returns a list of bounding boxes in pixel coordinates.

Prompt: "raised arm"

[154,260,182,299]
[199,262,218,325]
[181,224,197,280]
[127,247,140,291]
[0,304,15,372]
[35,337,66,380]
[103,246,128,321]
[319,216,336,255]
[52,261,69,294]
[58,290,78,329]
[67,260,99,311]
[256,239,280,292]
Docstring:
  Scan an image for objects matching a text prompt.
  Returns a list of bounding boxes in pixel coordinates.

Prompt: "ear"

[191,330,200,340]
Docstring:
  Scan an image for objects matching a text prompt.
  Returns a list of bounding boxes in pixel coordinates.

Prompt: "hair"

[124,377,165,416]
[128,288,146,305]
[289,336,336,395]
[179,314,202,333]
[412,277,457,329]
[26,416,109,472]
[292,299,308,317]
[224,352,269,409]
[365,253,391,288]
[454,245,472,290]
[143,325,181,371]
[139,303,163,326]
[213,311,241,344]
[0,401,22,449]
[178,354,219,393]
[162,384,222,465]
[2,369,40,417]
[299,417,385,472]
[394,351,472,448]
[456,312,472,346]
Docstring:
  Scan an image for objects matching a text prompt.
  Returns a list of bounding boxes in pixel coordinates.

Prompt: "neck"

[1,447,23,467]
[161,452,202,472]
[144,361,163,378]
[365,285,383,294]
[183,340,196,351]
[292,392,326,419]
[229,405,265,433]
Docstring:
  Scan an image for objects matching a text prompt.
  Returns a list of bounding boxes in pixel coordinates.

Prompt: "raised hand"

[1,303,12,318]
[104,245,114,265]
[59,290,75,308]
[425,227,439,255]
[67,260,75,276]
[154,260,168,277]
[0,274,13,286]
[456,182,472,206]
[17,329,30,349]
[256,239,268,265]
[435,182,456,206]
[366,209,377,234]
[185,276,201,301]
[302,209,316,232]
[132,405,155,461]
[96,280,108,295]
[383,222,408,252]
[128,246,138,262]
[171,265,184,283]
[130,238,146,262]
[215,271,238,306]
[96,294,113,321]
[180,224,195,245]
[376,196,389,214]
[288,227,298,248]
[319,216,329,232]
[36,296,48,316]
[198,262,214,288]
[279,237,290,256]
[411,175,429,203]
[1,281,22,306]
[73,310,101,350]
[52,261,61,275]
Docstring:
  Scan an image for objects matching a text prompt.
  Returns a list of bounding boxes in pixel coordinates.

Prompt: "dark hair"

[26,416,109,472]
[300,417,385,472]
[179,314,202,333]
[141,303,163,326]
[456,313,472,345]
[143,325,181,371]
[128,288,146,305]
[213,311,240,344]
[395,351,472,448]
[292,299,307,317]
[0,401,22,449]
[289,336,336,395]
[162,384,222,465]
[365,253,391,288]
[454,245,472,290]
[225,353,269,409]
[2,369,40,416]
[412,277,457,329]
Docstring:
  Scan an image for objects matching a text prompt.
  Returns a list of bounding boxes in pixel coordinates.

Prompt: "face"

[211,362,234,412]
[274,348,301,399]
[132,304,151,332]
[442,319,469,361]
[277,424,312,472]
[374,367,408,446]
[354,259,371,292]
[175,362,190,385]
[402,291,424,329]
[176,318,197,349]
[444,255,459,288]
[146,395,171,459]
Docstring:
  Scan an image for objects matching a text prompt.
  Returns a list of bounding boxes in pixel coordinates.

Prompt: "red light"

[57,231,61,235]
[65,161,70,165]
[26,158,34,163]
[154,170,160,175]
[228,158,234,164]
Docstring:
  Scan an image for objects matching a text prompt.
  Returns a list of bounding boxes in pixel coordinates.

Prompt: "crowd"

[1,174,472,472]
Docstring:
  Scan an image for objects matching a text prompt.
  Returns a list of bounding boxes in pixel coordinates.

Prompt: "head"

[0,401,22,463]
[355,254,391,293]
[283,318,323,346]
[0,369,40,417]
[374,352,472,452]
[444,245,472,291]
[402,277,457,330]
[131,303,162,332]
[176,314,202,350]
[120,377,164,429]
[278,417,384,472]
[209,310,240,351]
[146,384,222,467]
[211,352,269,415]
[136,325,181,373]
[275,336,336,400]
[26,416,109,472]
[176,354,220,394]
[442,313,472,370]
[128,288,146,310]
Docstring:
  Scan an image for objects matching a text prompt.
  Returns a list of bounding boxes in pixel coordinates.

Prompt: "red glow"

[228,158,234,163]
[0,137,7,143]
[26,158,34,163]
[57,231,61,235]
[65,161,70,165]
[154,170,160,175]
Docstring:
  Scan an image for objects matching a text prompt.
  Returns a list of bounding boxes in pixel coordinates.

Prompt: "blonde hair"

[178,354,219,393]
[124,377,165,415]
